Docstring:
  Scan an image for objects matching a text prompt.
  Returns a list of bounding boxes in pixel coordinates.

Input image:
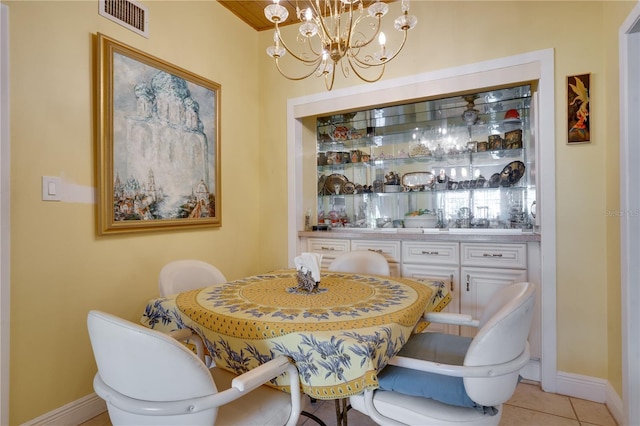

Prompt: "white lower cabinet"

[301,235,539,380]
[402,263,460,335]
[460,242,528,338]
[401,241,460,334]
[459,266,528,337]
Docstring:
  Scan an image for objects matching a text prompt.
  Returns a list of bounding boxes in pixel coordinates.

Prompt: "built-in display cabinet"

[315,84,537,231]
[293,51,555,388]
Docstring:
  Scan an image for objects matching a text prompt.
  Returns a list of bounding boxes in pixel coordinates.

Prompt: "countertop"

[298,228,541,243]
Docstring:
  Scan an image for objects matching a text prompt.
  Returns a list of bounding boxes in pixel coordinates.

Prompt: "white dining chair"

[87,310,303,426]
[327,250,390,276]
[159,259,227,297]
[350,282,536,425]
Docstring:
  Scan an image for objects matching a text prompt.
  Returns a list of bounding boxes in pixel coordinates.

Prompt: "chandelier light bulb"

[378,32,386,47]
[376,32,387,62]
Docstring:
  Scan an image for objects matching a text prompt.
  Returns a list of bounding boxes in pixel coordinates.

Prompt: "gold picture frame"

[96,33,221,234]
[567,73,590,144]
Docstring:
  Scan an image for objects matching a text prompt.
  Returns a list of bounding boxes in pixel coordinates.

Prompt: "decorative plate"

[330,126,351,141]
[324,174,348,195]
[489,173,502,188]
[500,161,526,186]
[317,175,327,195]
[343,182,356,194]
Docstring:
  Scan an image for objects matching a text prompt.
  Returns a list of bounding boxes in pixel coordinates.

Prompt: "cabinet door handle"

[466,274,470,291]
[449,274,454,292]
[482,253,503,257]
[421,251,439,255]
[320,246,335,251]
[367,249,383,253]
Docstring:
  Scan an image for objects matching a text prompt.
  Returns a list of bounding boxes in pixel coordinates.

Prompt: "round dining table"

[141,269,450,400]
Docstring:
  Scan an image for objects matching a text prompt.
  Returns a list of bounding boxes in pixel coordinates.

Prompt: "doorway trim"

[619,3,640,425]
[0,3,10,425]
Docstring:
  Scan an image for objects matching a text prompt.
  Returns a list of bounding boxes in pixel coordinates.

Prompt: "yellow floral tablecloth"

[141,269,450,399]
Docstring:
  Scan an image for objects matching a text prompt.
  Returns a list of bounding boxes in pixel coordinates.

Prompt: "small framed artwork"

[567,73,590,144]
[96,33,222,234]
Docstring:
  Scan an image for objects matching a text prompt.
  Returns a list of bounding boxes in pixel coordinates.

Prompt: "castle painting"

[97,34,221,234]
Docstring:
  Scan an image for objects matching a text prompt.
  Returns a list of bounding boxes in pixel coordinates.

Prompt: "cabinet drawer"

[402,242,459,265]
[461,243,527,269]
[306,238,350,269]
[351,240,401,263]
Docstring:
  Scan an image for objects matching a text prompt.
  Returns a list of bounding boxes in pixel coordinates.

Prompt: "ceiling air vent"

[99,0,149,38]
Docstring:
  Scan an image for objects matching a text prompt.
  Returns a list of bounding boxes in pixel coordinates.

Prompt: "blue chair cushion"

[377,332,477,408]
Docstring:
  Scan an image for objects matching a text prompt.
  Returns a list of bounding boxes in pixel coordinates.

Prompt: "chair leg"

[301,410,327,426]
[335,398,350,426]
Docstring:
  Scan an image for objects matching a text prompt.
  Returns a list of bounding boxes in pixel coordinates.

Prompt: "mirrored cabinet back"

[315,84,537,232]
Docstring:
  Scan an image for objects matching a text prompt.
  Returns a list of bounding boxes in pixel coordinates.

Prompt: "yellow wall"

[2,0,635,423]
[4,1,265,423]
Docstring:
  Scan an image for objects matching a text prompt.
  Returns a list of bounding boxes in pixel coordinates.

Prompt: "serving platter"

[500,161,526,186]
[324,174,348,194]
[401,171,434,191]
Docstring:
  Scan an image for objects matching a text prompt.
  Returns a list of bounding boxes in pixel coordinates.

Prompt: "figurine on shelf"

[462,95,480,126]
[385,171,401,185]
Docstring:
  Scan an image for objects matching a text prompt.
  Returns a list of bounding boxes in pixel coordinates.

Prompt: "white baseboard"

[556,370,624,426]
[557,370,608,403]
[20,393,106,426]
[606,381,624,426]
[521,365,616,408]
[521,359,541,382]
[22,371,626,426]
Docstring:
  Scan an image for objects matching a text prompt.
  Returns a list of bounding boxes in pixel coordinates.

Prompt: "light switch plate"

[42,176,62,201]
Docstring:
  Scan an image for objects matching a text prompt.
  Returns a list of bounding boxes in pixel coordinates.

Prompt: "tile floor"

[80,381,618,426]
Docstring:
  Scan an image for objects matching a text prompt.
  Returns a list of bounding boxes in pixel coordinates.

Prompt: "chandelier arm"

[314,8,334,50]
[377,28,409,63]
[324,63,337,91]
[275,27,322,65]
[338,1,354,59]
[349,16,382,50]
[304,34,324,57]
[274,57,324,81]
[348,28,409,68]
[346,55,385,83]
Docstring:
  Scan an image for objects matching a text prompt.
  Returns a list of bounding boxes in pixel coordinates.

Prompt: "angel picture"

[568,74,590,143]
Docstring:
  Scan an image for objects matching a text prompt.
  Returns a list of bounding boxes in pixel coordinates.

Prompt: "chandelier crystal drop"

[264,0,417,91]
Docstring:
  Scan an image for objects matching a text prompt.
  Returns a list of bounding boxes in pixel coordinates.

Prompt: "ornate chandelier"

[264,0,417,91]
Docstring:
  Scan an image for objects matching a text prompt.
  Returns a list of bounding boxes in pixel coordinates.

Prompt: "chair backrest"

[462,282,536,407]
[327,250,390,276]
[87,310,219,424]
[159,259,227,297]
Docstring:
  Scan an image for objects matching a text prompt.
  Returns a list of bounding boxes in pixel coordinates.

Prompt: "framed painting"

[96,33,221,234]
[567,73,590,144]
